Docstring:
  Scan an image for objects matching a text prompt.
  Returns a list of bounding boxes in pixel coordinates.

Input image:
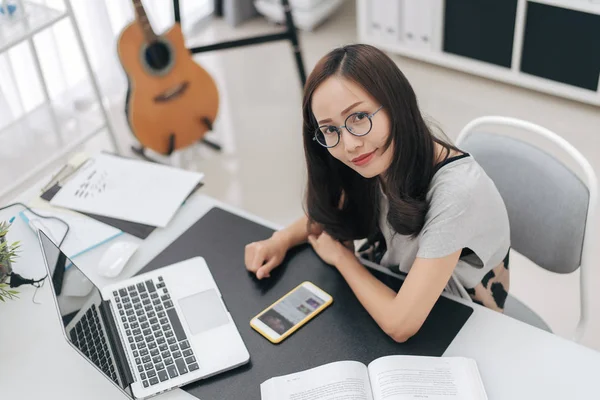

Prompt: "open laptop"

[38,230,250,399]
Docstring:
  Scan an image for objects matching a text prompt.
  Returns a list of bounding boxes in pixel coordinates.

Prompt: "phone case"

[250,281,333,344]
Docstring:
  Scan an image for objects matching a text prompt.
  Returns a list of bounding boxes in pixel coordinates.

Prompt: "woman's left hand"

[308,231,355,267]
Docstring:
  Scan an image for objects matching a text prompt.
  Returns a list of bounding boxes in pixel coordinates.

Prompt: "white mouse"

[98,242,139,278]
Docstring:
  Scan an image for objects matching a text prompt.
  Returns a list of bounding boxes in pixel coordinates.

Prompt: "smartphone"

[250,281,333,344]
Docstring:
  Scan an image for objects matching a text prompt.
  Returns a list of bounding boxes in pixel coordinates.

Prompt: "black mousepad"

[136,207,473,399]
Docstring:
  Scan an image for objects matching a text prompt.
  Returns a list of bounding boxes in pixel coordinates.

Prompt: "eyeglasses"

[313,105,383,148]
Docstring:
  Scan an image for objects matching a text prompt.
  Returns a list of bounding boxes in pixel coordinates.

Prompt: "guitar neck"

[131,0,158,43]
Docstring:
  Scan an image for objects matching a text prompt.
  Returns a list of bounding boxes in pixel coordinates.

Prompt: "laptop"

[38,230,250,399]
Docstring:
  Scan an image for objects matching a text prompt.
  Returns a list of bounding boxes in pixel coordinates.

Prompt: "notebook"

[20,208,123,259]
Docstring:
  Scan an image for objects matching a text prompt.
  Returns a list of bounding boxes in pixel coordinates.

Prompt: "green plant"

[0,220,20,302]
[0,283,18,302]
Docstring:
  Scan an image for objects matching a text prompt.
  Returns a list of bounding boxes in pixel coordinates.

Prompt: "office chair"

[456,116,597,342]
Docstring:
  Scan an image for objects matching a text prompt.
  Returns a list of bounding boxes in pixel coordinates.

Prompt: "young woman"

[244,44,510,342]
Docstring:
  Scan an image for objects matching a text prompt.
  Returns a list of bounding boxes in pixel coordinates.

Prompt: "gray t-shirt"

[379,155,510,289]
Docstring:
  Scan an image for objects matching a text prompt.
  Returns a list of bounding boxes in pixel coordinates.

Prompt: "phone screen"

[258,285,326,335]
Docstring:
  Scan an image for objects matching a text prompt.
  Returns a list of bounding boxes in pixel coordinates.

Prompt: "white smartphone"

[250,281,333,344]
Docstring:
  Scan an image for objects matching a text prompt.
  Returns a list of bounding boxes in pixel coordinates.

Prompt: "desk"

[1,187,599,399]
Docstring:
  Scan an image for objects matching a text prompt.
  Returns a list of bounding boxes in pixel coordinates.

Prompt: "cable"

[1,202,71,302]
[0,202,70,246]
[8,272,45,288]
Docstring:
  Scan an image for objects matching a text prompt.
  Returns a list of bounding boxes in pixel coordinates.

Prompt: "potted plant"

[0,220,20,302]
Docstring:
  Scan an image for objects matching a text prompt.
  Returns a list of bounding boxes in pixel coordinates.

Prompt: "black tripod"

[132,0,306,161]
[182,0,306,86]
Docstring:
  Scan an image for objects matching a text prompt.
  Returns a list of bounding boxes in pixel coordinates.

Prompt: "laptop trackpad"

[178,289,229,335]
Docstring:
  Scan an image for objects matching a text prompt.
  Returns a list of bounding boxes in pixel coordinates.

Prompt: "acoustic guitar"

[117,0,219,155]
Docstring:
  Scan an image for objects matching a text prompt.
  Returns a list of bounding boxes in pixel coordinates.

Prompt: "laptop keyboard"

[69,304,119,384]
[113,276,199,388]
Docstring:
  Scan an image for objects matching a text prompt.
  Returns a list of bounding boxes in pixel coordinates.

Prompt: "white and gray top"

[378,154,511,293]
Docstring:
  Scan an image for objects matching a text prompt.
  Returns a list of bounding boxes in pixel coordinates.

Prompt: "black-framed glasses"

[313,105,384,148]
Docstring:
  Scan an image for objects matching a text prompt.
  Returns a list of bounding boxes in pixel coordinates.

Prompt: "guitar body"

[117,22,219,154]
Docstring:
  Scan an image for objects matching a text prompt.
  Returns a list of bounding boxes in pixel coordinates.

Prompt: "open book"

[260,356,487,400]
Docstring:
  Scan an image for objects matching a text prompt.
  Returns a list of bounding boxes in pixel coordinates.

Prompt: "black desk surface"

[137,207,473,399]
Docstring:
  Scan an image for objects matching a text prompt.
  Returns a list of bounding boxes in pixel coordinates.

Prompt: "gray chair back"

[459,132,589,274]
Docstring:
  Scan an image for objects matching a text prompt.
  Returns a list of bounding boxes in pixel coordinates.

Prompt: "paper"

[261,356,487,400]
[20,208,123,260]
[368,356,485,400]
[49,153,203,227]
[261,361,373,400]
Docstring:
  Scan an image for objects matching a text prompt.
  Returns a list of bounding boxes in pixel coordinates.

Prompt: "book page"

[367,356,484,400]
[261,361,374,400]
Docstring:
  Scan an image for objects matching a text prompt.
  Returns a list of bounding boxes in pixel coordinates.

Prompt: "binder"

[369,0,388,41]
[402,0,420,47]
[417,0,435,49]
[382,0,402,44]
[402,0,435,49]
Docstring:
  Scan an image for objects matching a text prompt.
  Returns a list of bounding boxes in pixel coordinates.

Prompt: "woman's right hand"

[245,234,289,280]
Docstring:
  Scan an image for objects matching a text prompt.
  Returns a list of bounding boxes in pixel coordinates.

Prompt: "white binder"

[416,0,435,50]
[402,0,435,49]
[382,0,402,44]
[369,0,387,41]
[402,0,420,47]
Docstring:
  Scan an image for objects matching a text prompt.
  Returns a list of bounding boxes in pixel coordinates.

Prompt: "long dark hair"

[303,44,459,241]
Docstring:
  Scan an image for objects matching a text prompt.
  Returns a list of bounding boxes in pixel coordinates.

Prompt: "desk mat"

[137,207,473,399]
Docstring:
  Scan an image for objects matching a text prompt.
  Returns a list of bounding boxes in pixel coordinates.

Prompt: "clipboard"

[40,184,157,239]
[39,152,203,239]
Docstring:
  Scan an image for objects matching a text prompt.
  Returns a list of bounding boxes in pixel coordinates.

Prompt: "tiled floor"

[4,2,600,350]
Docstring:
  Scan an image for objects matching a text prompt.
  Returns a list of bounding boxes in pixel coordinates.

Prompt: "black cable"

[8,272,45,288]
[0,202,69,246]
[1,202,71,295]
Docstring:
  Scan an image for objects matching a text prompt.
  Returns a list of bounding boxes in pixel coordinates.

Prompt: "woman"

[245,44,510,342]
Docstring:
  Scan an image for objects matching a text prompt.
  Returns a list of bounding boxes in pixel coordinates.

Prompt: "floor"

[4,1,600,350]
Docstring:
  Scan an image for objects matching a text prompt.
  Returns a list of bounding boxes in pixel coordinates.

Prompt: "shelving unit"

[0,0,118,199]
[357,0,600,107]
[0,0,66,52]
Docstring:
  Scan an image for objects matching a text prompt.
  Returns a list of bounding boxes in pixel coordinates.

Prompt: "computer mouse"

[98,242,139,278]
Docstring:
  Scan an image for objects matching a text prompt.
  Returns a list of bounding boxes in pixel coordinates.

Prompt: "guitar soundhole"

[145,41,171,71]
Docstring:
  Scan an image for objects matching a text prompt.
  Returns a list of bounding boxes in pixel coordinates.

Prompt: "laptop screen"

[38,231,133,398]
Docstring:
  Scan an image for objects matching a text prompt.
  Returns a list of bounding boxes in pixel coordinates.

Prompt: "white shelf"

[357,0,600,107]
[368,38,600,107]
[0,0,118,200]
[0,1,68,53]
[0,85,107,198]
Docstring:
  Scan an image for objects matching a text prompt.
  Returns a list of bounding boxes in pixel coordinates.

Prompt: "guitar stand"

[133,0,306,162]
[131,117,221,162]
